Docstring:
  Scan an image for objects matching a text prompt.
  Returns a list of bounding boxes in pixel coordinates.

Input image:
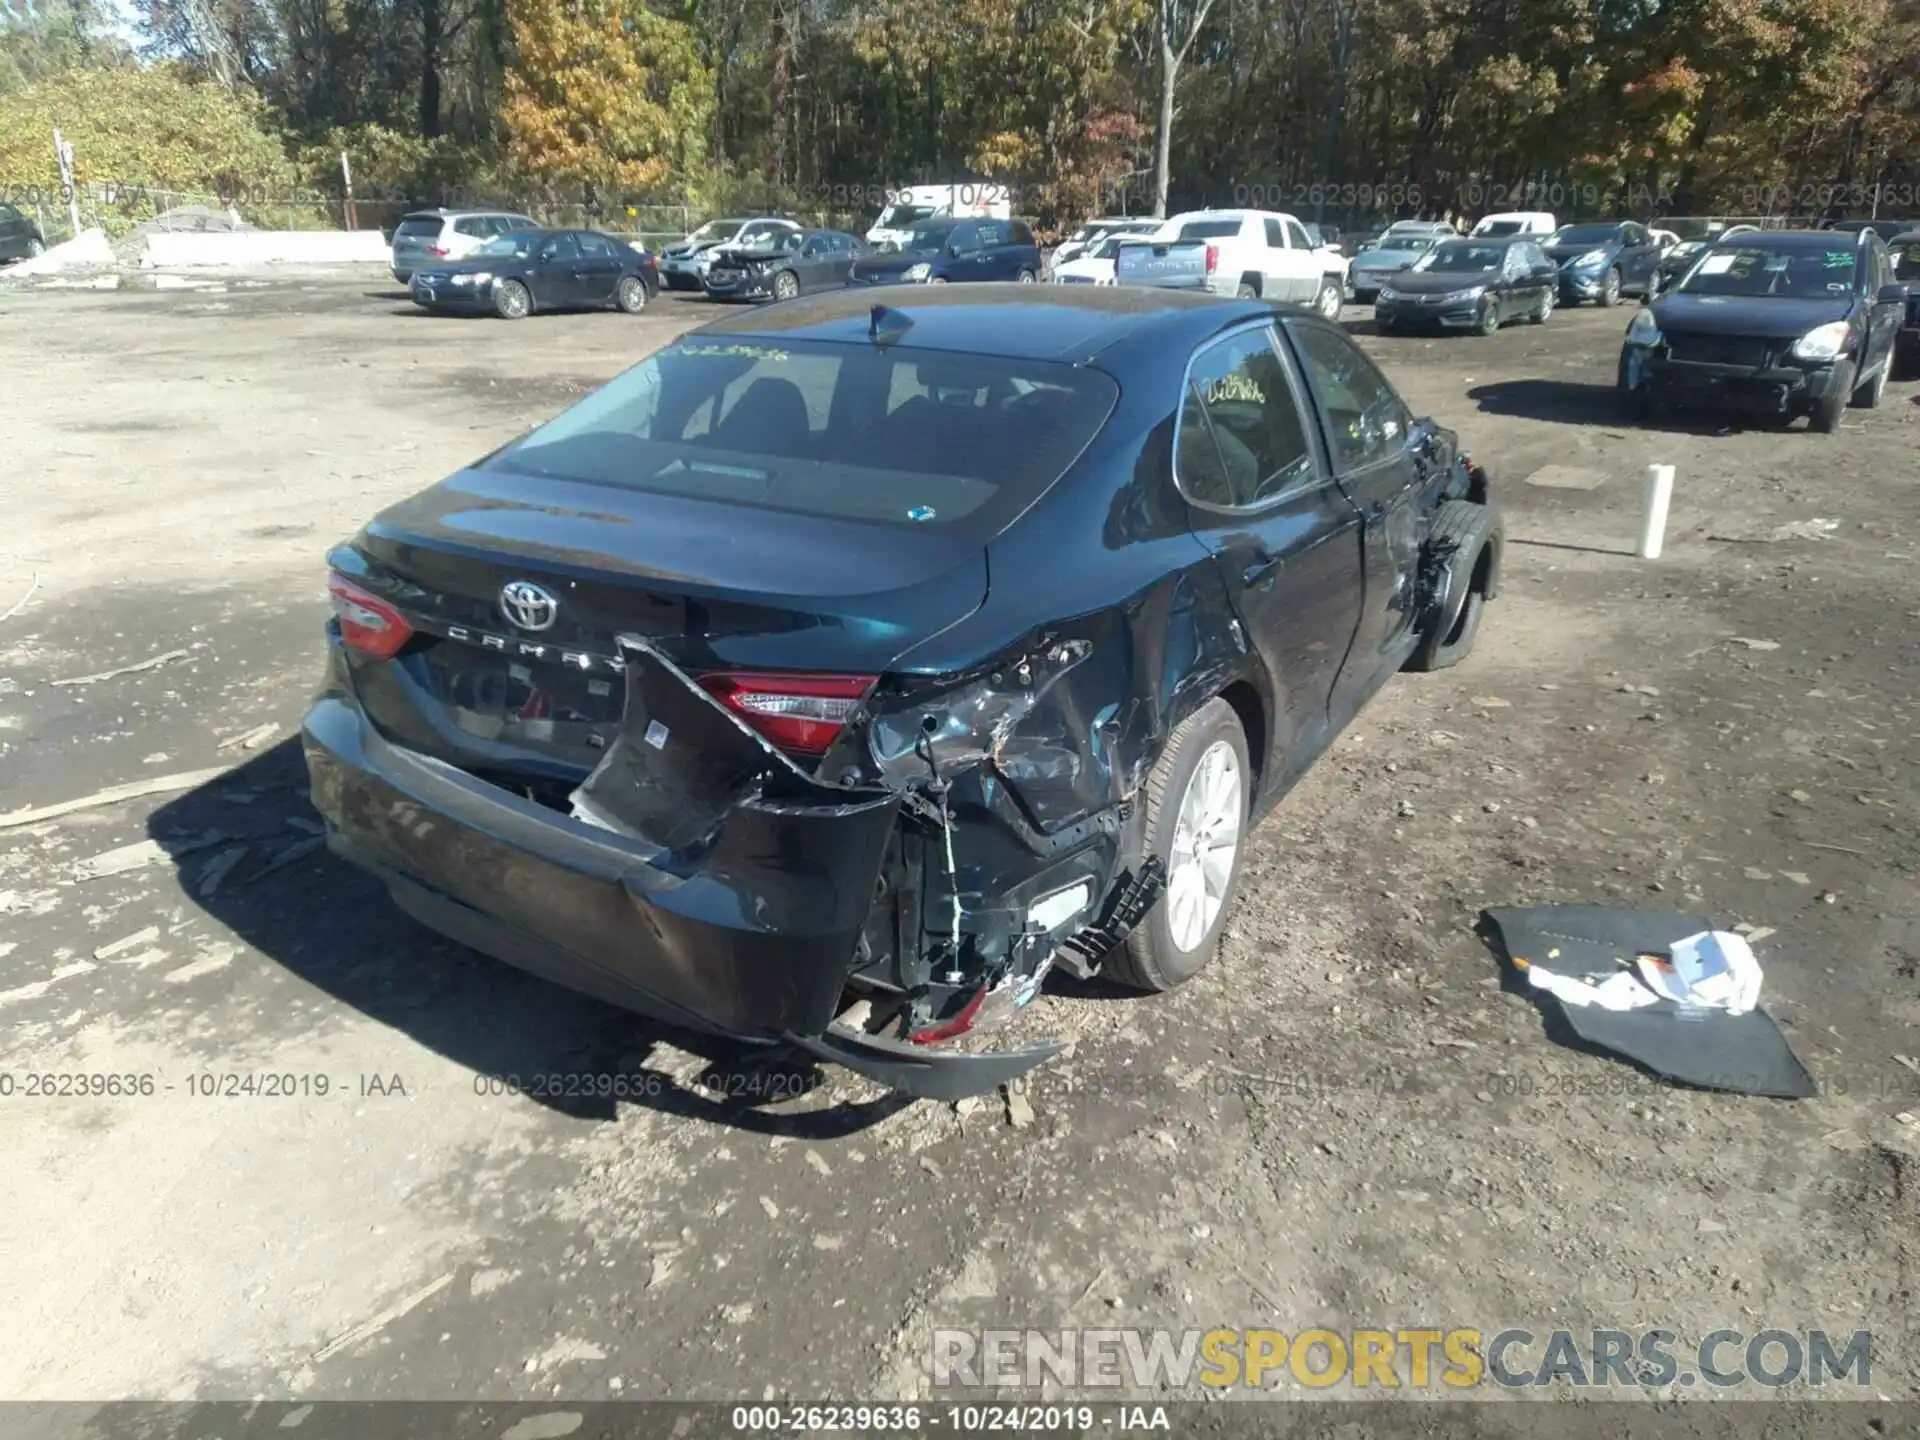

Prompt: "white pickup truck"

[1112,209,1348,318]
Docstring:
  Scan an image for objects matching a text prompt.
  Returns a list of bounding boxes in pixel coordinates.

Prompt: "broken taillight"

[698,671,877,756]
[327,572,414,659]
[906,985,985,1045]
[427,244,449,257]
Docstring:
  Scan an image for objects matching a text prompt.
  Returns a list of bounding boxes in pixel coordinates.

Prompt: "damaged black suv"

[304,286,1502,1099]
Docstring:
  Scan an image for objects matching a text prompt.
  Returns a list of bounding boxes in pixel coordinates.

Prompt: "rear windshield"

[1476,221,1522,236]
[394,217,444,239]
[1177,219,1242,240]
[481,339,1119,541]
[1676,246,1858,297]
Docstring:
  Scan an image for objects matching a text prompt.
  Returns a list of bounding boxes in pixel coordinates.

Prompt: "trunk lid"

[340,467,989,775]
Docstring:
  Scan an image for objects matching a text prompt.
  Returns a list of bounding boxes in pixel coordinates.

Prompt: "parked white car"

[1471,211,1557,238]
[1113,209,1347,318]
[1048,223,1160,283]
[389,208,539,284]
[1051,216,1157,269]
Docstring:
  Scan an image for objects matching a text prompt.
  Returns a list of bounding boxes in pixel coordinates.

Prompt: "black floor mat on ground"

[1479,904,1818,1099]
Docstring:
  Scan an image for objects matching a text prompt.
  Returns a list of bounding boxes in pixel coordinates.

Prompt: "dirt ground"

[1,269,1916,1411]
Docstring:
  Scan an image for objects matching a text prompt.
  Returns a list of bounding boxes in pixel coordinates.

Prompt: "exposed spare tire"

[1406,499,1500,672]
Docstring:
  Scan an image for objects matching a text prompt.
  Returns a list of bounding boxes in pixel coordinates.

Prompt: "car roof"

[1711,229,1869,249]
[694,285,1275,364]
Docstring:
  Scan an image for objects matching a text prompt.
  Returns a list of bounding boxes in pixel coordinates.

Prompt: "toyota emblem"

[500,580,560,632]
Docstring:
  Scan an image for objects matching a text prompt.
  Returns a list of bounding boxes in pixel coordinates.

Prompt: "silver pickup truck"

[1113,209,1347,320]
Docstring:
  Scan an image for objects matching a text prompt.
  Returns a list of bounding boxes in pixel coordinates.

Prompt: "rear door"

[1176,322,1367,775]
[1618,222,1657,290]
[530,231,582,306]
[975,220,1014,279]
[1281,319,1427,718]
[573,231,624,302]
[1283,217,1324,302]
[1863,241,1903,374]
[0,203,25,259]
[947,221,990,280]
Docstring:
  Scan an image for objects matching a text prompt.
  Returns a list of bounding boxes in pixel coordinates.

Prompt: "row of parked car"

[382,204,1920,430]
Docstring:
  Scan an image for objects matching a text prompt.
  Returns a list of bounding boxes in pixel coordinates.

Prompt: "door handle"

[1242,549,1282,587]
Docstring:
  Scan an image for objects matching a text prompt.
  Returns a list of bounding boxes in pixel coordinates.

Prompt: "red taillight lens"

[698,671,876,756]
[327,572,414,659]
[907,985,986,1045]
[1204,243,1219,274]
[427,244,449,257]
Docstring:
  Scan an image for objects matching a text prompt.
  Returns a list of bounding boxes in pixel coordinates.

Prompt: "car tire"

[26,237,45,258]
[1616,348,1657,419]
[928,277,949,284]
[1475,298,1500,336]
[1850,353,1888,408]
[772,269,800,301]
[494,279,531,320]
[1315,277,1344,320]
[1016,268,1037,284]
[1804,359,1850,428]
[1405,500,1497,673]
[1104,698,1251,994]
[1598,267,1622,307]
[1236,281,1259,299]
[614,275,648,313]
[1531,288,1554,324]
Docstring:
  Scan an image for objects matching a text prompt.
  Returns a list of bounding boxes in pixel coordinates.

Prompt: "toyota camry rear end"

[302,300,1148,1099]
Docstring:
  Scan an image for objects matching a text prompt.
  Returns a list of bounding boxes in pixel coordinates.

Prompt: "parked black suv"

[1618,228,1908,431]
[0,202,47,264]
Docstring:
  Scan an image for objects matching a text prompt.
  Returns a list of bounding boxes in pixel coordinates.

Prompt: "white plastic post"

[1639,463,1675,560]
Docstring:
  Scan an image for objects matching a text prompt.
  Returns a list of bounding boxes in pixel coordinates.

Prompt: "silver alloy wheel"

[498,282,529,318]
[616,276,646,312]
[1017,269,1036,283]
[1537,288,1554,322]
[27,237,45,257]
[1602,268,1620,304]
[1165,738,1243,953]
[1318,279,1343,320]
[774,270,799,300]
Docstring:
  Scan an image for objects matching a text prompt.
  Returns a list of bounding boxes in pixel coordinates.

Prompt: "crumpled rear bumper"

[302,637,1066,1100]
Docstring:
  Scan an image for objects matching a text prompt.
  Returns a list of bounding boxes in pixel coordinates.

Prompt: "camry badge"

[500,580,560,632]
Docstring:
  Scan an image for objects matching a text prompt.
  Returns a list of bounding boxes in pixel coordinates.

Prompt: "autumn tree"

[500,0,713,195]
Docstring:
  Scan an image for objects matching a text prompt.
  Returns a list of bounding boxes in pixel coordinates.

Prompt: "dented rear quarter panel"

[891,333,1265,838]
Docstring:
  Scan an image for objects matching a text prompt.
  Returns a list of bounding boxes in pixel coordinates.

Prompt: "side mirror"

[1877,282,1909,304]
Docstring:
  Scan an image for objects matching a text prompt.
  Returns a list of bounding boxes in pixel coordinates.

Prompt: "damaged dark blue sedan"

[303,286,1503,1100]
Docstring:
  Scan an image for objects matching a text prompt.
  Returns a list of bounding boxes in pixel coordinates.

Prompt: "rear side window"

[1177,328,1316,509]
[453,217,486,236]
[1288,323,1409,474]
[481,339,1118,541]
[1264,218,1284,247]
[1010,221,1034,247]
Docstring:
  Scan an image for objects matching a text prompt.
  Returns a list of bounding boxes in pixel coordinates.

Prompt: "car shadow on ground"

[146,741,914,1138]
[1465,378,1793,436]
